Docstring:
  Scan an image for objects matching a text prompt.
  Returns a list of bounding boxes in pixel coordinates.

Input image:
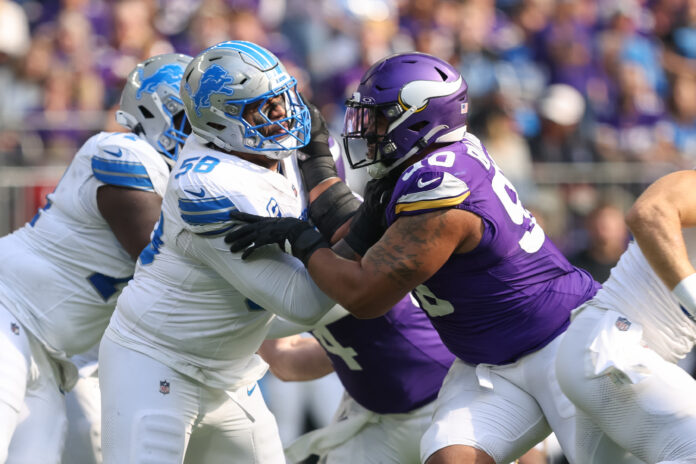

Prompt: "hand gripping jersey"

[106,136,334,390]
[385,133,600,365]
[589,229,696,362]
[315,296,455,414]
[0,132,169,362]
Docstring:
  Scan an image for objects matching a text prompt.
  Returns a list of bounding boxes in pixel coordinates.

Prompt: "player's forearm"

[194,235,336,325]
[258,337,334,381]
[306,248,401,319]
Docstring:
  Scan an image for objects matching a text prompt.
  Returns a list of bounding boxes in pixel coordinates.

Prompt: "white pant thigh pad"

[184,381,285,464]
[100,337,191,464]
[420,357,553,464]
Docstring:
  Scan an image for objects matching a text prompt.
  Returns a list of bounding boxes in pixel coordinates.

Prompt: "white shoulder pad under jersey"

[37,131,169,225]
[90,131,169,197]
[173,137,306,237]
[388,144,472,223]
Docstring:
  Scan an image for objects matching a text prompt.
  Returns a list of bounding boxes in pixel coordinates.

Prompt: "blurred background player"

[261,295,455,464]
[0,52,192,464]
[556,169,696,463]
[98,40,339,463]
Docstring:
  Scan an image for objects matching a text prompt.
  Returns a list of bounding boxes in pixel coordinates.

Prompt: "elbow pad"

[308,182,360,240]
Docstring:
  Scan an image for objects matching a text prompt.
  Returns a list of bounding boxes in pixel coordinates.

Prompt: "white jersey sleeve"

[90,133,169,196]
[590,228,696,361]
[179,232,335,326]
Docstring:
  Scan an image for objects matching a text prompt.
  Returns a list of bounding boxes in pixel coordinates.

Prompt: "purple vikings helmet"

[342,52,469,178]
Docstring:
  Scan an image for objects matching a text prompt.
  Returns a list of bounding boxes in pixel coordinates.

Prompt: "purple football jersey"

[312,297,454,414]
[385,134,600,365]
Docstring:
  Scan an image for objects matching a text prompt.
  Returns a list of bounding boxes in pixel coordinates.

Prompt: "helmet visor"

[342,98,398,169]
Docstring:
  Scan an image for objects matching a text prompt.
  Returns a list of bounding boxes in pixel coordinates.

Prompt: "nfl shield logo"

[159,380,170,395]
[10,323,19,335]
[615,317,631,331]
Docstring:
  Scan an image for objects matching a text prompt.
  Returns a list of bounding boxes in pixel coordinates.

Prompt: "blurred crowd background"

[1,1,696,460]
[2,0,696,266]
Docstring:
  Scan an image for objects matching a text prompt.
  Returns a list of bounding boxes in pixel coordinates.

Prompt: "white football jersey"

[0,132,169,359]
[590,228,696,362]
[106,136,335,390]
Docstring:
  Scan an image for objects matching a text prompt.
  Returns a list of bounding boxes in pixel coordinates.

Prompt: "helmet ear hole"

[207,121,226,131]
[138,105,155,119]
[408,121,428,133]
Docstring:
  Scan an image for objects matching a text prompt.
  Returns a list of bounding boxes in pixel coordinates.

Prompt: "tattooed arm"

[307,208,483,318]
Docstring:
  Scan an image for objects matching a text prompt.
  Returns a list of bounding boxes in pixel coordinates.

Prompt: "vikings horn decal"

[399,76,463,111]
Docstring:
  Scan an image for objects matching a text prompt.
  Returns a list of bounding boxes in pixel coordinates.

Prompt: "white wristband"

[672,273,696,321]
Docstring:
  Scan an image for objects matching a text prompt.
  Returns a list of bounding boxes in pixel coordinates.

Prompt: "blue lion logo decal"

[185,64,236,117]
[136,64,184,99]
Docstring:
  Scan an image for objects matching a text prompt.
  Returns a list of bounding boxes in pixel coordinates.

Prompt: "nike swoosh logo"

[103,148,123,157]
[247,383,257,396]
[185,188,206,198]
[417,177,440,188]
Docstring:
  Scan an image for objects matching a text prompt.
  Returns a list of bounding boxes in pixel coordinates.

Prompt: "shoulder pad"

[177,183,240,236]
[393,171,470,216]
[91,142,155,192]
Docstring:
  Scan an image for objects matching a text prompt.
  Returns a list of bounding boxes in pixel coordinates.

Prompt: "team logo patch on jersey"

[136,64,184,99]
[10,322,19,335]
[615,317,631,331]
[185,64,236,117]
[266,198,281,217]
[159,380,170,395]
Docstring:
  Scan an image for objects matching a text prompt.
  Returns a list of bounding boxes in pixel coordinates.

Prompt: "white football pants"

[0,302,67,464]
[421,335,643,464]
[99,336,285,464]
[557,305,696,464]
[285,391,434,464]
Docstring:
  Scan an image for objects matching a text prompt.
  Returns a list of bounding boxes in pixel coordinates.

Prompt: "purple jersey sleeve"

[386,134,600,365]
[312,297,454,414]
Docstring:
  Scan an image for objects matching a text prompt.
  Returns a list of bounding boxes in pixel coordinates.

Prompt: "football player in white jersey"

[99,41,346,464]
[556,169,696,463]
[0,52,192,464]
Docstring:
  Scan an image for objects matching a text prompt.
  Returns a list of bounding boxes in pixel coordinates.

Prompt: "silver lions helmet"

[116,53,193,164]
[181,41,310,160]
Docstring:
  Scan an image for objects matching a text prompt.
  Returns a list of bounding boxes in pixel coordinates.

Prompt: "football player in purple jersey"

[225,52,632,464]
[259,295,455,464]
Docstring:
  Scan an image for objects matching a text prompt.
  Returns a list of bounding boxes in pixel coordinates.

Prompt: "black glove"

[343,176,396,256]
[226,212,329,265]
[297,100,337,191]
